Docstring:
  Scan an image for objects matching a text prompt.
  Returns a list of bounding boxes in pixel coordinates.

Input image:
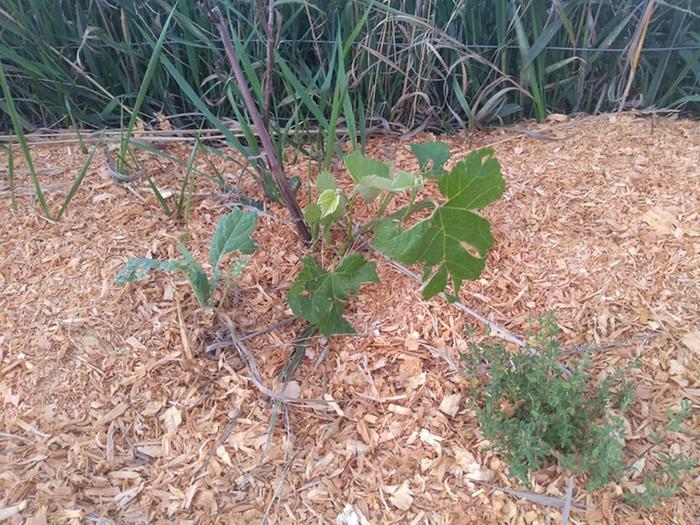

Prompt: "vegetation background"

[1,0,698,137]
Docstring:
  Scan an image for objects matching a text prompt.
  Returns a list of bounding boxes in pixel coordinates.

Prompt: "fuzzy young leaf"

[373,148,504,299]
[317,170,337,192]
[357,171,422,202]
[304,202,322,223]
[318,189,341,218]
[287,255,378,335]
[180,243,212,306]
[117,210,257,307]
[411,141,450,178]
[209,209,257,278]
[115,249,211,307]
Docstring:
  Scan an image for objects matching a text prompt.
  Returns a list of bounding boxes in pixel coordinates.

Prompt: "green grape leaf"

[303,202,322,242]
[209,209,257,278]
[318,189,341,218]
[372,219,430,262]
[321,194,347,228]
[304,202,321,223]
[343,150,390,183]
[372,148,504,299]
[287,255,379,335]
[356,171,422,202]
[411,141,450,178]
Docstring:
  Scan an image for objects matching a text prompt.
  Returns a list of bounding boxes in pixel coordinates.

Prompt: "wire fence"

[19,40,700,53]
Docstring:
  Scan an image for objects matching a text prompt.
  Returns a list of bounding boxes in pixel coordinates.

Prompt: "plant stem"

[211,6,311,243]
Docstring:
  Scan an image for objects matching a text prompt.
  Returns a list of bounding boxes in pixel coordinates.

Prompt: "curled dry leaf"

[161,406,182,435]
[336,503,371,525]
[681,331,700,355]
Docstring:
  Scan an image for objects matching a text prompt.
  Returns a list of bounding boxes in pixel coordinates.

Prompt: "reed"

[0,1,697,135]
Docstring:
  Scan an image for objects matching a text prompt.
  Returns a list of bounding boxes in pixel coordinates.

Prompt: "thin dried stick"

[559,333,660,357]
[382,257,572,376]
[561,477,575,525]
[262,0,276,131]
[219,314,335,405]
[418,341,460,372]
[471,479,586,510]
[192,409,241,477]
[240,316,298,341]
[210,6,310,243]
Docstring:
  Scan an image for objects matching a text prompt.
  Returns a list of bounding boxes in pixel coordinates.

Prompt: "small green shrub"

[116,209,257,306]
[463,316,695,506]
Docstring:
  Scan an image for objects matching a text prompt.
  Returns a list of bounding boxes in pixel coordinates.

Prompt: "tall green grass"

[0,0,698,137]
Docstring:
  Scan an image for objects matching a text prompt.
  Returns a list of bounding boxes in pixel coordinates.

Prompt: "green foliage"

[463,317,696,507]
[116,210,257,306]
[410,142,450,178]
[287,255,378,336]
[623,399,696,508]
[295,143,502,334]
[1,1,698,134]
[373,148,504,299]
[623,453,696,509]
[118,2,177,172]
[463,323,628,488]
[0,58,50,217]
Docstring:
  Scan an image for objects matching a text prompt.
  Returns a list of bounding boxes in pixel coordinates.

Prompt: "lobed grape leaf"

[287,254,379,335]
[344,150,390,183]
[411,141,450,178]
[373,148,504,299]
[343,150,398,202]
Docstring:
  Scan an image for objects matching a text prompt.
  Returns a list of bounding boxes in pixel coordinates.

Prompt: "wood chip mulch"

[1,114,698,524]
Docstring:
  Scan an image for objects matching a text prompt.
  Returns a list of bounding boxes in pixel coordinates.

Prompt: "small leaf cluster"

[290,142,504,335]
[463,317,630,488]
[287,255,378,335]
[622,451,695,508]
[622,399,695,508]
[116,209,257,306]
[463,317,696,507]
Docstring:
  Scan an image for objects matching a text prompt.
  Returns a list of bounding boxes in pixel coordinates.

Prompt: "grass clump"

[463,315,695,506]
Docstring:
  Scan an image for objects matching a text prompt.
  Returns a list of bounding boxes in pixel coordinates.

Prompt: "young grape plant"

[288,143,505,335]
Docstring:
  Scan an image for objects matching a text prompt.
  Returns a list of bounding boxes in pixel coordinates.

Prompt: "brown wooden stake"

[210,6,311,243]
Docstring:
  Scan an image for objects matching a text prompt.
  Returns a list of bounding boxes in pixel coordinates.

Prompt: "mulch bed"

[1,113,698,524]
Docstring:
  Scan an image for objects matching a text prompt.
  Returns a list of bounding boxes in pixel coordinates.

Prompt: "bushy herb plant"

[463,315,696,506]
